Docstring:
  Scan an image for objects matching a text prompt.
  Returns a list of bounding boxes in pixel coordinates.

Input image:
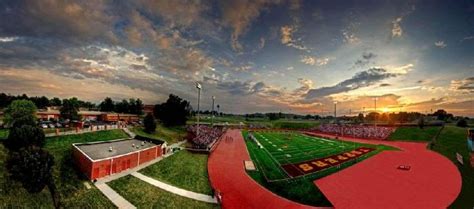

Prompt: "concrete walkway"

[95,139,186,208]
[131,172,218,204]
[95,183,136,209]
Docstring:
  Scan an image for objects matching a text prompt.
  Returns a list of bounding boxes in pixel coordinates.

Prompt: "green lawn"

[389,126,441,141]
[108,175,219,209]
[131,124,186,144]
[244,130,395,206]
[0,129,127,208]
[431,126,474,209]
[140,150,212,195]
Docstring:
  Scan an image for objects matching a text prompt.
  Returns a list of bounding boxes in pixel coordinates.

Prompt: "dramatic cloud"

[0,37,19,42]
[135,0,208,27]
[300,56,329,66]
[281,25,294,45]
[217,80,268,95]
[0,0,116,43]
[305,67,410,99]
[434,41,447,48]
[451,77,474,93]
[354,52,377,68]
[392,17,403,38]
[220,0,281,51]
[259,37,266,49]
[280,25,308,51]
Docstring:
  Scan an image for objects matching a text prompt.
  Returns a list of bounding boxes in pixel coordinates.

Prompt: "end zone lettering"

[282,147,375,177]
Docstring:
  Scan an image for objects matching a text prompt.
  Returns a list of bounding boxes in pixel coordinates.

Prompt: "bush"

[457,119,468,127]
[144,113,157,133]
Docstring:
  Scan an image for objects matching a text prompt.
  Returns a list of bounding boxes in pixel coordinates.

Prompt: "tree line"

[98,97,143,115]
[0,93,95,109]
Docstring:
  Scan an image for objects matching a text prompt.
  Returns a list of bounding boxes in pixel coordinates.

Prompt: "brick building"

[73,138,165,180]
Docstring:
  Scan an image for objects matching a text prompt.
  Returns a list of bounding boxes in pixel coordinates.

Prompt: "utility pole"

[211,96,215,126]
[374,97,378,127]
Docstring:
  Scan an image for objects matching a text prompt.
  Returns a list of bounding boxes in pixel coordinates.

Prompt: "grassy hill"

[388,126,442,142]
[430,126,473,209]
[0,129,127,208]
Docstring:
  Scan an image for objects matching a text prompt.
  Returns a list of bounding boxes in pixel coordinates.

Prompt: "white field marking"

[286,154,292,157]
[278,148,283,151]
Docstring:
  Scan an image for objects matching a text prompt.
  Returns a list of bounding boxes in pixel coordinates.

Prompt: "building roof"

[74,139,159,161]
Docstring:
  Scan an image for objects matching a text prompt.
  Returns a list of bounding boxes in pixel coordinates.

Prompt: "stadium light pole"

[211,96,215,126]
[373,97,378,127]
[196,82,202,136]
[334,101,337,124]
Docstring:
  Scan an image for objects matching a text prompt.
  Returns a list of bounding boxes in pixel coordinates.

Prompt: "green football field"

[245,131,391,181]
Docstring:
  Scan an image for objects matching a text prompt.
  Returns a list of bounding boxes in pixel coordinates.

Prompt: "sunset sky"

[0,0,473,116]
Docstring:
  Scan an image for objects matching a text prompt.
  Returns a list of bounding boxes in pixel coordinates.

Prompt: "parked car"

[55,123,62,128]
[40,123,48,129]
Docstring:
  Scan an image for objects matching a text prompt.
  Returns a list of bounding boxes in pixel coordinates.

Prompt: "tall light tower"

[334,101,338,124]
[211,96,215,126]
[373,97,378,127]
[196,82,202,135]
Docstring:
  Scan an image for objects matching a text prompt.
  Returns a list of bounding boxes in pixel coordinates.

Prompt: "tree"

[50,97,62,106]
[4,100,37,128]
[267,113,279,120]
[60,98,80,120]
[4,125,45,151]
[135,98,143,115]
[115,99,130,113]
[433,109,448,121]
[418,117,425,129]
[6,147,60,208]
[99,97,115,112]
[357,113,364,123]
[154,94,192,126]
[457,119,468,127]
[143,113,157,133]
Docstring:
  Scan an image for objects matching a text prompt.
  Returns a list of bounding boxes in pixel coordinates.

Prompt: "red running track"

[306,132,462,209]
[208,129,327,209]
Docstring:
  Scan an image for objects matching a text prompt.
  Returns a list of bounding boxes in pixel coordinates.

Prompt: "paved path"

[305,132,462,209]
[131,172,218,204]
[95,182,136,209]
[122,128,136,138]
[95,139,186,208]
[208,129,328,209]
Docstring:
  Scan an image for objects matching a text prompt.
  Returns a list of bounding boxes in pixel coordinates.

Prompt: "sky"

[0,0,473,116]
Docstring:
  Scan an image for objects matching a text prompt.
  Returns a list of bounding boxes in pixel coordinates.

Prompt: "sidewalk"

[95,182,136,209]
[95,139,185,208]
[131,172,217,204]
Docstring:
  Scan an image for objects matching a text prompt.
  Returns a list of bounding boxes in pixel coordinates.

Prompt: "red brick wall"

[110,152,139,174]
[73,147,93,179]
[139,147,158,165]
[77,145,161,180]
[91,159,112,180]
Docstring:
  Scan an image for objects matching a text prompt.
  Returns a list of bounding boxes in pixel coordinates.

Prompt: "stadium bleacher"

[187,125,224,150]
[312,124,395,140]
